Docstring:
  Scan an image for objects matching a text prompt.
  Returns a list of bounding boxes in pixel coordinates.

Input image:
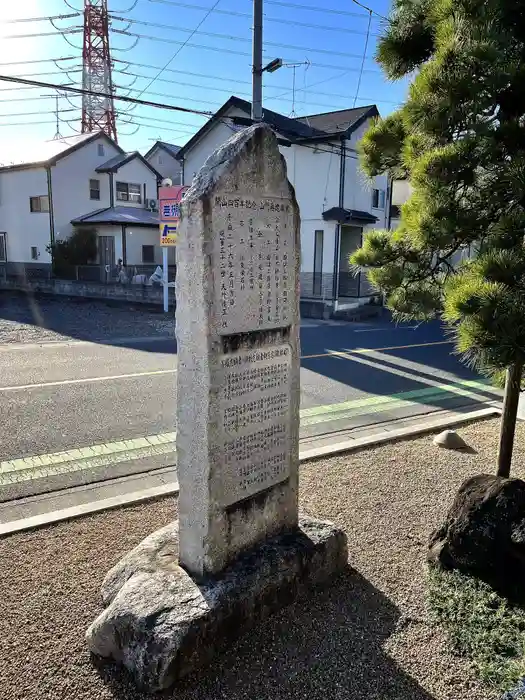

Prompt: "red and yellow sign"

[159,185,189,247]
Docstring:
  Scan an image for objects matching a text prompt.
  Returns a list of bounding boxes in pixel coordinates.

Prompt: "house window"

[89,178,100,200]
[116,181,142,204]
[97,143,105,157]
[0,233,6,262]
[29,195,49,213]
[142,245,155,263]
[158,155,164,165]
[313,230,324,296]
[372,188,386,209]
[30,246,38,261]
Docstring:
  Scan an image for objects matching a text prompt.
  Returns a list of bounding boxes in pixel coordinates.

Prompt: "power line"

[111,15,377,61]
[350,0,387,21]
[0,12,80,23]
[114,66,395,113]
[0,108,76,118]
[112,58,400,104]
[146,0,380,36]
[0,57,77,67]
[353,10,372,107]
[241,0,379,20]
[0,69,81,81]
[133,0,223,99]
[0,120,58,127]
[0,74,215,116]
[1,29,82,40]
[116,112,207,129]
[110,28,380,72]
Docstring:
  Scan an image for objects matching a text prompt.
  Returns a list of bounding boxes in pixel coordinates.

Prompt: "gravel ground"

[0,418,519,700]
[0,292,174,344]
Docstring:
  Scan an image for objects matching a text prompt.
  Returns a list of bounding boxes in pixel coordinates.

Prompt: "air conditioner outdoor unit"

[145,198,158,212]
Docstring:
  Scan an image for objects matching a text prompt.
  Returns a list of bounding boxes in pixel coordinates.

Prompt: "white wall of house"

[280,143,338,277]
[51,135,118,245]
[343,157,389,229]
[392,179,412,206]
[125,227,163,266]
[146,146,182,185]
[178,110,390,307]
[89,224,172,268]
[0,167,52,263]
[182,110,247,185]
[114,159,158,206]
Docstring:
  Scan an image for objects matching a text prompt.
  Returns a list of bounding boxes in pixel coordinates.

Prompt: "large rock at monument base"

[86,516,347,691]
[428,474,525,597]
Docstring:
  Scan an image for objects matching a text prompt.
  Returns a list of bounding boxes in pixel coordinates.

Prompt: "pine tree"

[352,0,525,476]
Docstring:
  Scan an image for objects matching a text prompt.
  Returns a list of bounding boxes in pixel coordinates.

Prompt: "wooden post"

[497,362,523,477]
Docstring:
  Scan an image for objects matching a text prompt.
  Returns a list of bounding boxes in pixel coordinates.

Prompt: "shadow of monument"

[95,567,437,700]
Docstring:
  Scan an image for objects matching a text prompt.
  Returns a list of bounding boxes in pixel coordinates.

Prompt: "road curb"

[0,481,179,537]
[0,406,501,537]
[299,406,501,461]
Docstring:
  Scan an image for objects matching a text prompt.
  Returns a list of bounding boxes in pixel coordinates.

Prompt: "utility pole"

[252,0,263,121]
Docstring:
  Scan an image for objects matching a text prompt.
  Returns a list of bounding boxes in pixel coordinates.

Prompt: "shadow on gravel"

[95,567,436,700]
[0,290,175,352]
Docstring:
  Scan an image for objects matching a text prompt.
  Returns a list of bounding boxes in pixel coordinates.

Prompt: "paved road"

[0,318,500,464]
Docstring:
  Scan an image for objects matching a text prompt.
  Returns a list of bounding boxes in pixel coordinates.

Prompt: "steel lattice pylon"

[81,0,117,142]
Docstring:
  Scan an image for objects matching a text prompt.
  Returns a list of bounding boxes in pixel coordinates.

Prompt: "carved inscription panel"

[218,345,292,506]
[213,195,295,335]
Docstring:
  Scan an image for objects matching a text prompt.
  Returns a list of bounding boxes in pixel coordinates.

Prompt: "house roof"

[176,96,379,160]
[96,151,163,179]
[0,132,124,172]
[296,105,379,138]
[322,207,378,224]
[71,206,159,228]
[176,96,328,160]
[144,140,182,160]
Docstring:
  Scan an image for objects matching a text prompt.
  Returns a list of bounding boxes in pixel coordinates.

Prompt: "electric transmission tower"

[81,0,118,142]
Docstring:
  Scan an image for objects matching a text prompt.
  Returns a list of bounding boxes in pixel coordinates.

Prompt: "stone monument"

[86,124,347,691]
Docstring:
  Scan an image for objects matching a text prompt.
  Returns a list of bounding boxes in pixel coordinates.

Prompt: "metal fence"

[300,271,377,299]
[0,264,52,282]
[1,263,377,298]
[75,264,177,285]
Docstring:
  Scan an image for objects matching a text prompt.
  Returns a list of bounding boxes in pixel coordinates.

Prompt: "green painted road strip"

[0,378,499,487]
[0,433,176,486]
[300,378,495,426]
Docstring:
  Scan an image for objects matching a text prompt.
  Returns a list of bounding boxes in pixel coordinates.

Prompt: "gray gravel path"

[0,418,513,700]
[0,292,173,344]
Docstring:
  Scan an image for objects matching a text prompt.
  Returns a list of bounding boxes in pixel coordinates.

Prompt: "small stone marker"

[86,124,347,691]
[433,429,470,451]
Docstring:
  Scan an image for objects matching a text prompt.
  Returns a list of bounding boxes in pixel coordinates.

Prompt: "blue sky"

[0,0,409,154]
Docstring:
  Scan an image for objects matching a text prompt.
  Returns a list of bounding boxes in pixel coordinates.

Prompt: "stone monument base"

[86,515,348,691]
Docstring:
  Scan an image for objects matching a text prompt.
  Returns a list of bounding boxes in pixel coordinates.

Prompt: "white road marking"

[0,369,176,392]
[0,335,173,352]
[352,326,418,333]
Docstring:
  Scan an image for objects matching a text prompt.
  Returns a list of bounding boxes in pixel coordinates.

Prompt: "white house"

[0,132,165,280]
[175,96,390,317]
[144,141,182,186]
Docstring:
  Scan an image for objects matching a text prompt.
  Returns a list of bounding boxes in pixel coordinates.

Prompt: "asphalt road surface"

[0,318,501,464]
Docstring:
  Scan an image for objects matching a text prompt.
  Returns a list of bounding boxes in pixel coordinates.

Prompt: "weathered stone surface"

[428,474,525,597]
[432,429,470,450]
[86,516,348,691]
[175,123,301,577]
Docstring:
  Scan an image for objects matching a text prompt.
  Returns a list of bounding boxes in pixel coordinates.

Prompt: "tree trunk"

[497,362,523,477]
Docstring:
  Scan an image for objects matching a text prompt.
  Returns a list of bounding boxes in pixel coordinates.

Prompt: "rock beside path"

[428,474,525,598]
[432,430,470,451]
